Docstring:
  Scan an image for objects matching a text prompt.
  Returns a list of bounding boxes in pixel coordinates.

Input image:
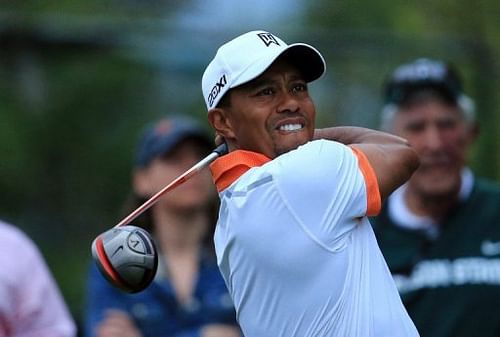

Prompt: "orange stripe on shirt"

[349,146,382,216]
[210,150,271,192]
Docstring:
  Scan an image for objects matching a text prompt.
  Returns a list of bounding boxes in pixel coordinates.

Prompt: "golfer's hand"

[201,324,241,337]
[214,133,225,146]
[96,309,143,337]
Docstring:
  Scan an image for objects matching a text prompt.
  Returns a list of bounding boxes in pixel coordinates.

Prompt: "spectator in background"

[84,116,240,337]
[0,219,76,336]
[372,58,500,337]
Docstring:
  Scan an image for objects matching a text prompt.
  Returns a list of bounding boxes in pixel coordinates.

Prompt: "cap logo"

[395,62,446,82]
[154,119,172,135]
[207,74,227,108]
[257,32,280,47]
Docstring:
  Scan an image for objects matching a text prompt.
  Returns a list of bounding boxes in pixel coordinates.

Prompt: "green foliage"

[1,0,180,17]
[0,43,169,323]
[305,0,500,180]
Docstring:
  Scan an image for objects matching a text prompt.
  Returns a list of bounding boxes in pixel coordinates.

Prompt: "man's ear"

[208,108,236,141]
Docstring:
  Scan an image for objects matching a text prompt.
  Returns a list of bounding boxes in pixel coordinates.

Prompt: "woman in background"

[85,116,240,337]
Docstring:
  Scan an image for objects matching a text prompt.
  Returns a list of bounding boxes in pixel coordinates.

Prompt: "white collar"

[387,167,474,237]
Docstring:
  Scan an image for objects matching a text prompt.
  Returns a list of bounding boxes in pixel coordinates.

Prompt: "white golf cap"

[202,30,326,110]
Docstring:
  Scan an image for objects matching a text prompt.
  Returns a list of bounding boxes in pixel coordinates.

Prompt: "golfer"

[202,30,420,337]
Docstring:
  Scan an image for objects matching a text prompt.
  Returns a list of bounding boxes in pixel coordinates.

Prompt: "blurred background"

[1,0,499,334]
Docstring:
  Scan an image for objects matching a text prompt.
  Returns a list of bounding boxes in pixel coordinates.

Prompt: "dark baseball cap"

[384,58,464,105]
[135,116,212,168]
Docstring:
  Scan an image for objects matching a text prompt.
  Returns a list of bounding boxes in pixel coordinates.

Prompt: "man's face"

[392,99,475,198]
[221,59,316,158]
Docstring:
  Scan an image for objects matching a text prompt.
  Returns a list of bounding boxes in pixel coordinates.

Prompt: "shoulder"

[474,178,500,196]
[269,139,362,187]
[0,221,52,289]
[0,220,39,255]
[468,178,500,213]
[285,139,348,159]
[270,139,354,175]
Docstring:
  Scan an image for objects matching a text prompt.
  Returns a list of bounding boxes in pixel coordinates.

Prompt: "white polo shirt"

[210,139,419,337]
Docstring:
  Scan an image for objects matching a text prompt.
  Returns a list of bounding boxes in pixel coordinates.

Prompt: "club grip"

[213,143,228,156]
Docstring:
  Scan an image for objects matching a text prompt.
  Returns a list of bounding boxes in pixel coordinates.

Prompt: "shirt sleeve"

[349,146,381,216]
[272,140,378,251]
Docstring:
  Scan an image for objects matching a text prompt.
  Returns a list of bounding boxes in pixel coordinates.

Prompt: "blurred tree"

[0,3,197,332]
[0,30,156,327]
[1,0,181,17]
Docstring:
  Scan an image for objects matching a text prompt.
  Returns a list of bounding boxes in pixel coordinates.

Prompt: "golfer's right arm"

[314,126,420,201]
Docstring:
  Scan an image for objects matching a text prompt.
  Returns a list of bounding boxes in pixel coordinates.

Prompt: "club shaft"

[114,144,227,228]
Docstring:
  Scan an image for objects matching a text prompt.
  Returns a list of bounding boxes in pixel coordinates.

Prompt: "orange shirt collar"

[210,150,271,192]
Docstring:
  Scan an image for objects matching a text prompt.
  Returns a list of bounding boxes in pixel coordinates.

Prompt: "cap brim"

[231,43,326,89]
[135,124,212,168]
[385,82,460,105]
[158,131,212,155]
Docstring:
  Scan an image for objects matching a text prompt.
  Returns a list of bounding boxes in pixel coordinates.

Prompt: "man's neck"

[387,168,474,231]
[404,168,474,223]
[404,188,459,223]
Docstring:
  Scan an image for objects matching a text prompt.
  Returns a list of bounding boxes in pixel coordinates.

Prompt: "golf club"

[91,143,228,293]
